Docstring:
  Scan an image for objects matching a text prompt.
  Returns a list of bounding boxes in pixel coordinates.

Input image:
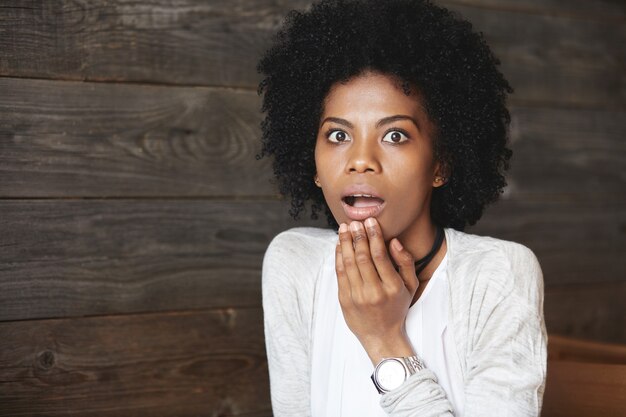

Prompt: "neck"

[396,219,446,281]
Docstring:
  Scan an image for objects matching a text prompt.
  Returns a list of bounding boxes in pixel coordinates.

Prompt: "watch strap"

[404,355,425,374]
[371,354,426,394]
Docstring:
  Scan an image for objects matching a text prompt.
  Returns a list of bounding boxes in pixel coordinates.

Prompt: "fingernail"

[339,223,348,233]
[350,221,362,232]
[364,217,375,228]
[392,239,403,251]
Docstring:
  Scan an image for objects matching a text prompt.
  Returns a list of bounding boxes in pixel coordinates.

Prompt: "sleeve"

[262,231,313,417]
[462,247,547,416]
[380,369,455,415]
[380,246,547,417]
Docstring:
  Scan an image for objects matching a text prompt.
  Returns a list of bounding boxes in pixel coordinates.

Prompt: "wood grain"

[0,199,327,322]
[507,105,625,197]
[0,308,272,417]
[542,361,626,417]
[440,0,626,21]
[0,77,274,197]
[1,199,624,339]
[0,0,310,86]
[467,197,626,288]
[1,77,623,198]
[548,334,626,364]
[0,1,623,107]
[544,282,626,345]
[1,0,624,414]
[448,3,626,109]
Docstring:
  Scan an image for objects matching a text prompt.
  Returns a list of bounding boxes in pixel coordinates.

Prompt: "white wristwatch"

[371,355,425,394]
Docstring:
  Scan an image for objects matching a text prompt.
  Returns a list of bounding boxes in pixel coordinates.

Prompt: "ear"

[432,161,450,188]
[314,174,321,188]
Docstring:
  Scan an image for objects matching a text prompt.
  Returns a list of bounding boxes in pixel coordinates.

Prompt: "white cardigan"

[262,226,548,416]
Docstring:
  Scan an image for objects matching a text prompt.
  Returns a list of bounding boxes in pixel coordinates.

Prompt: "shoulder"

[267,226,338,250]
[446,227,540,269]
[445,228,544,310]
[262,226,337,286]
[264,226,337,265]
[262,227,337,334]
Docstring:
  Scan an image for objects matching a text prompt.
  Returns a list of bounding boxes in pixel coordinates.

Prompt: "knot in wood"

[36,350,56,370]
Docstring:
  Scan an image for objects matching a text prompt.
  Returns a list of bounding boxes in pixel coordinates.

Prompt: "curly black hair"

[256,0,513,231]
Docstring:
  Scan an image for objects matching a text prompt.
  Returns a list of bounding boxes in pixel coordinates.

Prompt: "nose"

[345,136,381,174]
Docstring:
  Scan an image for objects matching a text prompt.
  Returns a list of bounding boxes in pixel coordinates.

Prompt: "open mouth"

[341,194,386,221]
[342,194,385,207]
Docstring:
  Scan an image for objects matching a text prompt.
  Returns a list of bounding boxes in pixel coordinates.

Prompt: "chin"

[376,217,397,242]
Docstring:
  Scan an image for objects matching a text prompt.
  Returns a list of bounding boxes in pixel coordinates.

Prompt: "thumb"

[390,238,419,295]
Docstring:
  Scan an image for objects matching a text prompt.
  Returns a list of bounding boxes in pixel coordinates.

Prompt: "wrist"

[362,331,416,366]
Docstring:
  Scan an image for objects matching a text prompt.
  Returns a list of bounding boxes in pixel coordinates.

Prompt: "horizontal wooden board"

[0,1,623,107]
[0,0,309,86]
[0,78,275,197]
[548,334,626,364]
[542,361,626,417]
[450,4,625,108]
[1,77,624,198]
[544,282,626,345]
[1,198,624,322]
[0,199,327,322]
[441,0,626,20]
[466,197,626,289]
[0,308,272,416]
[507,105,625,197]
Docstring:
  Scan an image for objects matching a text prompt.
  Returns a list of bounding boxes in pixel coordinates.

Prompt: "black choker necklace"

[414,225,445,277]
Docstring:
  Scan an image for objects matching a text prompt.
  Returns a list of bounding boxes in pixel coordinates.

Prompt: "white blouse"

[310,241,465,416]
[263,227,547,416]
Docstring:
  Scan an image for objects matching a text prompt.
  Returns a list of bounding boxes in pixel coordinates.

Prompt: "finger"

[349,221,383,288]
[389,238,419,295]
[335,239,352,307]
[363,217,400,284]
[338,222,363,289]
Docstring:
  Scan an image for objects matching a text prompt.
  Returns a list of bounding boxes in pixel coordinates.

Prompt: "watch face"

[377,359,407,391]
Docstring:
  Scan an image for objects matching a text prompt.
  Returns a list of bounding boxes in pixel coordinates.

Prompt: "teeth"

[343,194,380,207]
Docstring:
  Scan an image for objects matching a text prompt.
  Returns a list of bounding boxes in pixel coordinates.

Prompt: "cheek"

[314,141,326,173]
[314,145,340,181]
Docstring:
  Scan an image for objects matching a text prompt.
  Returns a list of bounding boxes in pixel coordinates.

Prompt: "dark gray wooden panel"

[508,105,625,196]
[0,77,274,197]
[1,198,623,322]
[442,0,626,20]
[0,199,327,322]
[466,197,626,287]
[0,0,310,86]
[0,308,271,417]
[0,1,623,107]
[447,3,625,108]
[544,282,626,345]
[1,77,623,198]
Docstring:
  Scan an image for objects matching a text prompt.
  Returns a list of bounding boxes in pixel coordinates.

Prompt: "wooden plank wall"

[1,0,624,415]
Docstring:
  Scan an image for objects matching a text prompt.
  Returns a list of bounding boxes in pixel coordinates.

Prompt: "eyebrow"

[320,115,420,130]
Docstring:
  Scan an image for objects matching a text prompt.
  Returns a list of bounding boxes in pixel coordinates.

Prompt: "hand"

[335,217,419,365]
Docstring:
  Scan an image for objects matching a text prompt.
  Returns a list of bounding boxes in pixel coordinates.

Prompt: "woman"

[257,1,547,416]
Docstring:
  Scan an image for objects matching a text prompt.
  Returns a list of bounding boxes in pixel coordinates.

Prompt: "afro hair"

[256,0,513,231]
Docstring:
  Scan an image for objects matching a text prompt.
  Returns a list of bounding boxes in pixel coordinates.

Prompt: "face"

[314,70,445,241]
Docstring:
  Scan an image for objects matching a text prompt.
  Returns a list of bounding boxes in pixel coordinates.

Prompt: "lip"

[340,184,386,221]
[341,199,386,221]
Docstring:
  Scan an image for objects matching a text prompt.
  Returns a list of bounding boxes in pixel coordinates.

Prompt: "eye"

[327,130,351,143]
[382,130,409,144]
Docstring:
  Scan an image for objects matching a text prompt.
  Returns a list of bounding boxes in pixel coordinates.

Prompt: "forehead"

[322,71,424,116]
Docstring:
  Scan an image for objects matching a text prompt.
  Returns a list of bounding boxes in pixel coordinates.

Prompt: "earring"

[435,177,446,183]
[314,177,321,187]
